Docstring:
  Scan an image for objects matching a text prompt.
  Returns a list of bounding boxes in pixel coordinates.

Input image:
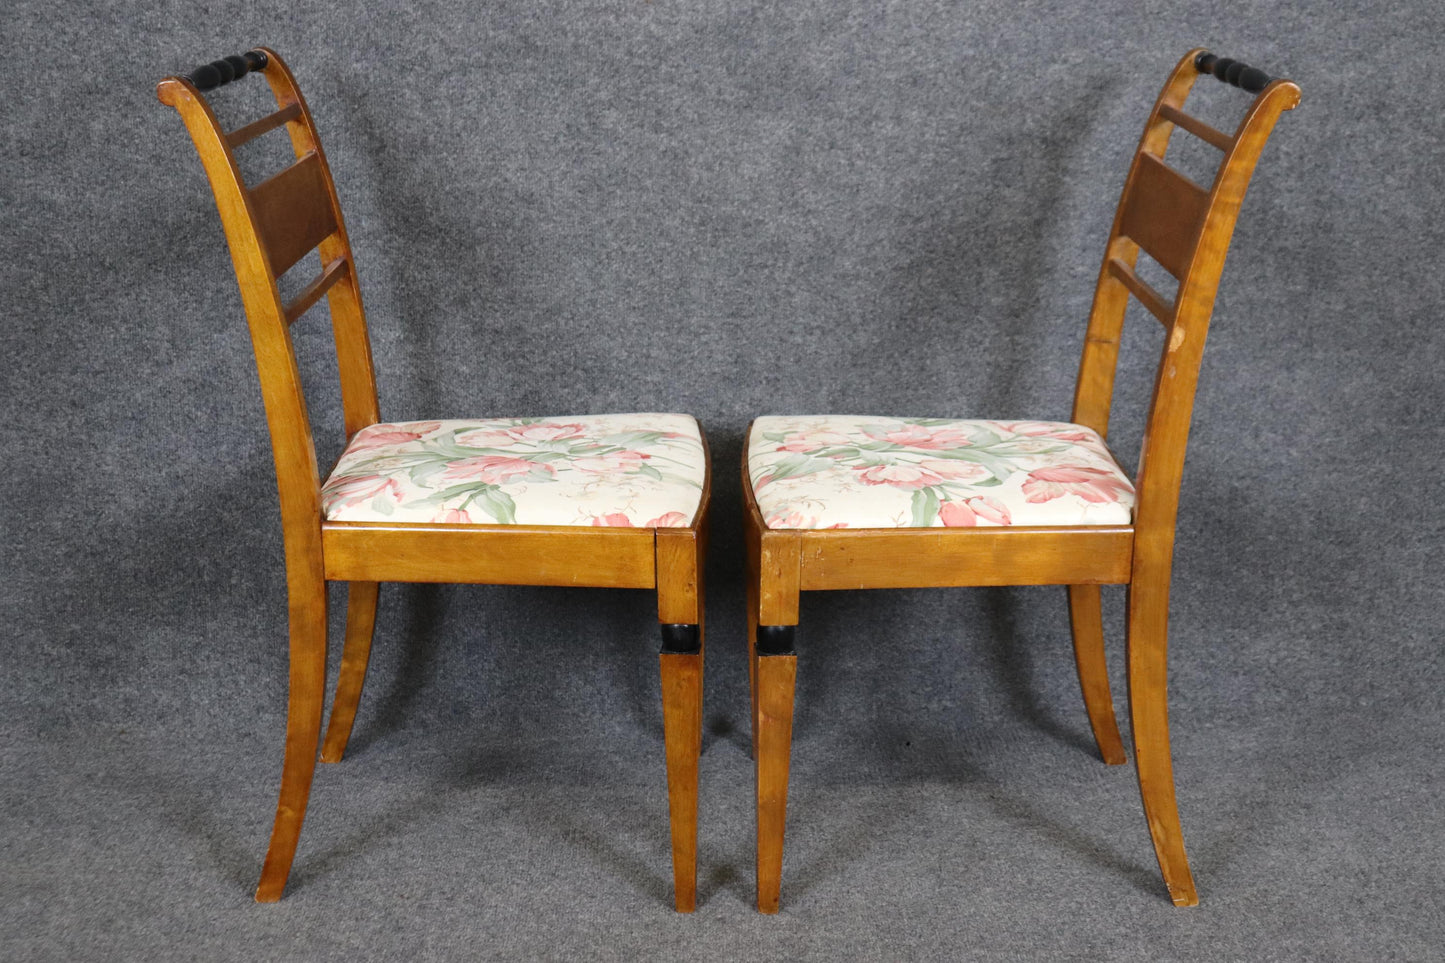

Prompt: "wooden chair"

[743,50,1300,910]
[156,49,710,909]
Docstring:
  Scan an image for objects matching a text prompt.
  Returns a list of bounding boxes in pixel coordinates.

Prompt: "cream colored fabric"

[323,413,706,527]
[747,415,1133,529]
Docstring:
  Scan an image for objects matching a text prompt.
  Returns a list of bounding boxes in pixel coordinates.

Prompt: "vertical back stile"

[158,48,386,544]
[156,73,324,538]
[1132,77,1301,546]
[1071,49,1207,437]
[254,49,380,439]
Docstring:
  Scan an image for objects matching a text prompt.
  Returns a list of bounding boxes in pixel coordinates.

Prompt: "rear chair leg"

[1127,572,1199,906]
[255,577,328,902]
[754,624,797,915]
[659,624,703,913]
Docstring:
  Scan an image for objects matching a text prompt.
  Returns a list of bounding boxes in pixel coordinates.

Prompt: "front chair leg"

[321,580,380,763]
[1126,572,1199,906]
[659,623,704,912]
[255,576,329,902]
[754,624,797,915]
[746,566,760,760]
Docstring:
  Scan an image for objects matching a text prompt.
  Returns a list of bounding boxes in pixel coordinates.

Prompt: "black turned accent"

[1194,51,1272,94]
[756,625,796,657]
[659,623,701,655]
[185,49,268,90]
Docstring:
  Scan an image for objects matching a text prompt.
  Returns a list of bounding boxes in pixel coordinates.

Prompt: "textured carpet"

[3,1,1442,960]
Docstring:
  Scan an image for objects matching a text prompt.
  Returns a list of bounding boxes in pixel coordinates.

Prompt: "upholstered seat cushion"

[747,415,1134,529]
[323,413,706,527]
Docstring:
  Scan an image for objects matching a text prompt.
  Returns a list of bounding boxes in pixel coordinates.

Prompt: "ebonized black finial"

[184,49,268,90]
[1194,51,1272,94]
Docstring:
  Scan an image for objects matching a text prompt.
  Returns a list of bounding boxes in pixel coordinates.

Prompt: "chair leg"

[659,624,703,913]
[1067,584,1127,765]
[746,564,760,761]
[656,525,705,912]
[1126,572,1199,906]
[754,625,797,915]
[255,576,329,902]
[321,580,380,764]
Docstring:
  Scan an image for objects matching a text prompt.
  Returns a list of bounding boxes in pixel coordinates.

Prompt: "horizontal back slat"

[227,103,301,149]
[1157,105,1233,151]
[1118,153,1209,280]
[248,151,337,277]
[1107,257,1173,325]
[284,257,349,324]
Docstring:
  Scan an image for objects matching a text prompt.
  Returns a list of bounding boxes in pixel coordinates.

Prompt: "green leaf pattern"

[747,415,1135,530]
[322,413,705,527]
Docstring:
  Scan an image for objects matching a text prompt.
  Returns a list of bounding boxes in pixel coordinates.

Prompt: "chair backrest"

[157,48,381,543]
[1071,49,1300,539]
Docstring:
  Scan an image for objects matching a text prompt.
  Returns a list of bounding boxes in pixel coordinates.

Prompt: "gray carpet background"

[3,1,1443,960]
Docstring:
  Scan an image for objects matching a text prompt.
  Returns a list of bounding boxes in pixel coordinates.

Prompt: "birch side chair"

[743,49,1300,910]
[156,48,710,909]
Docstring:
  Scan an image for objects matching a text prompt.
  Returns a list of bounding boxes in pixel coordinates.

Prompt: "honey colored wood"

[321,522,658,587]
[226,102,302,149]
[249,152,338,278]
[741,464,802,627]
[757,532,802,625]
[1118,153,1210,280]
[284,257,349,325]
[660,649,703,912]
[159,49,708,909]
[656,528,702,623]
[1121,72,1301,909]
[743,493,762,760]
[1067,584,1127,765]
[797,526,1133,589]
[754,651,796,915]
[1073,49,1207,438]
[656,504,707,912]
[1157,104,1233,152]
[319,580,379,763]
[746,49,1300,910]
[255,48,381,441]
[158,65,331,906]
[1106,256,1174,325]
[656,440,711,623]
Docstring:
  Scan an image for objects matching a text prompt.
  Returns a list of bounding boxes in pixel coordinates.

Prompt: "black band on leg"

[756,625,796,657]
[660,623,701,655]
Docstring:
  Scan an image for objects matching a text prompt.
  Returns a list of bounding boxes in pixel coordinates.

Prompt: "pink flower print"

[939,496,1013,527]
[645,511,690,527]
[777,429,853,453]
[433,508,473,524]
[854,462,945,489]
[349,421,442,452]
[1001,421,1095,443]
[764,510,815,529]
[506,422,587,444]
[591,512,635,527]
[325,473,403,511]
[866,424,972,451]
[571,450,650,474]
[454,428,517,448]
[1022,466,1133,504]
[441,455,552,485]
[917,459,990,482]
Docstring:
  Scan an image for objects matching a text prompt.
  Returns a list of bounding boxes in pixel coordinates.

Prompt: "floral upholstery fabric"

[323,414,706,527]
[747,415,1134,530]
